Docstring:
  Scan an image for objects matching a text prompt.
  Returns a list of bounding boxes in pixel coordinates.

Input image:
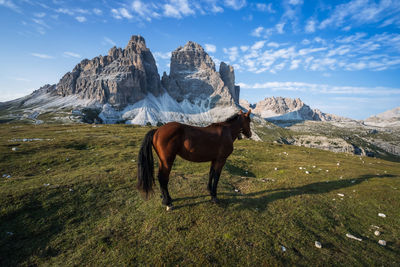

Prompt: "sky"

[1,0,400,119]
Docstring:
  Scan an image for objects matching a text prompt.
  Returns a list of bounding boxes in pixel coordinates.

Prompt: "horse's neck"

[227,119,242,141]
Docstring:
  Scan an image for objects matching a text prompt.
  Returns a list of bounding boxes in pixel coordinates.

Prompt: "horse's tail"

[137,129,157,199]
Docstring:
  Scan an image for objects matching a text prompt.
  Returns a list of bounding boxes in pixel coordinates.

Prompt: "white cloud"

[34,12,46,18]
[223,46,239,61]
[240,81,400,96]
[251,40,266,50]
[255,3,274,13]
[103,37,116,46]
[289,59,301,70]
[289,0,303,5]
[267,42,280,48]
[111,8,133,19]
[31,53,54,59]
[32,18,50,28]
[251,26,264,37]
[132,0,159,21]
[93,8,102,15]
[154,51,172,59]
[56,8,74,15]
[0,0,20,12]
[319,0,400,30]
[63,51,81,58]
[240,45,249,52]
[75,16,86,22]
[305,19,316,33]
[276,22,285,34]
[164,0,194,19]
[204,44,217,53]
[224,0,246,10]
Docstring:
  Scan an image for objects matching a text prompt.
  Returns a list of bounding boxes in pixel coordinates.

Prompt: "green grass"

[0,124,399,266]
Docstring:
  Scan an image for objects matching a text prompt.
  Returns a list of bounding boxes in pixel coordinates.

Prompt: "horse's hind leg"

[158,158,174,210]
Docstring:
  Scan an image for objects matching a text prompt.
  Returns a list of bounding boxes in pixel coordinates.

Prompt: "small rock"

[351,180,355,183]
[12,147,18,151]
[274,167,278,171]
[66,158,70,161]
[378,213,386,218]
[374,230,380,236]
[337,162,340,166]
[326,170,329,172]
[234,188,240,193]
[332,198,336,201]
[346,233,362,241]
[299,167,303,170]
[281,245,286,252]
[378,240,386,246]
[312,165,316,168]
[69,188,74,192]
[131,159,136,162]
[305,171,310,174]
[337,193,344,197]
[43,183,50,187]
[315,241,322,248]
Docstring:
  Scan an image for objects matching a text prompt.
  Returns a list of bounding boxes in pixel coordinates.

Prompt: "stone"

[374,230,380,236]
[378,213,386,218]
[346,233,362,241]
[315,241,322,248]
[378,240,386,246]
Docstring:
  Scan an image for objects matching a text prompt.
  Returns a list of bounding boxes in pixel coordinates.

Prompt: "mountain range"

[1,35,398,127]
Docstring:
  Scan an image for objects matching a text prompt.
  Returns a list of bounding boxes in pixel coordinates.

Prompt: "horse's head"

[239,109,252,138]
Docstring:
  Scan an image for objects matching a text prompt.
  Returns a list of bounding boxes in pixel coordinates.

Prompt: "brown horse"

[137,110,252,210]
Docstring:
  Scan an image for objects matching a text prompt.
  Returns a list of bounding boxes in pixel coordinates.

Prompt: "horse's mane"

[224,114,240,123]
[208,113,240,127]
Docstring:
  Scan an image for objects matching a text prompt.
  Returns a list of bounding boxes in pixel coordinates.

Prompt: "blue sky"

[1,0,400,119]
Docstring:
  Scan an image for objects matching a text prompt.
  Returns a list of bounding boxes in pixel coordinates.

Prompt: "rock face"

[365,107,400,127]
[249,97,346,122]
[56,35,162,109]
[162,41,239,106]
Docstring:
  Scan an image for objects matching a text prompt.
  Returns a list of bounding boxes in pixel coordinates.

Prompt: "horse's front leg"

[210,159,226,203]
[207,160,216,193]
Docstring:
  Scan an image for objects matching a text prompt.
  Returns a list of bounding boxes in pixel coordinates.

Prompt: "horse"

[137,109,252,210]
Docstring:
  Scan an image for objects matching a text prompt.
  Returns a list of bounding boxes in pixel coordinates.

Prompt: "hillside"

[1,124,399,266]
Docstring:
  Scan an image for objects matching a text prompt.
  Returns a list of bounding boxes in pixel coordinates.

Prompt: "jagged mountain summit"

[56,35,162,108]
[240,97,347,122]
[0,35,240,125]
[162,41,239,106]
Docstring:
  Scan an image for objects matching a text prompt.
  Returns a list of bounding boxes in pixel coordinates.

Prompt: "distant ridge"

[240,97,349,122]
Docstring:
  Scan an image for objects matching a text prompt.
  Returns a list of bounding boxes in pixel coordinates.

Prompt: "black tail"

[137,129,157,199]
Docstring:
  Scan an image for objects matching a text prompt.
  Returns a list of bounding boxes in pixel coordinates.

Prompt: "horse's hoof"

[211,197,219,204]
[166,205,174,211]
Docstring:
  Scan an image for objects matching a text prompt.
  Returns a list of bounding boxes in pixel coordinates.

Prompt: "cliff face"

[56,35,162,109]
[161,41,239,106]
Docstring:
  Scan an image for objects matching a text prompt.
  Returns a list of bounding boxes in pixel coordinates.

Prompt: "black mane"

[224,114,240,123]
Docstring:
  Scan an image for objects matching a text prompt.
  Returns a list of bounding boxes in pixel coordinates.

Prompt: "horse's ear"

[239,110,243,115]
[245,109,251,117]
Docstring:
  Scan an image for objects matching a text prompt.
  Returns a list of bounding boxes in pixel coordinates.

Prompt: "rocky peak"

[170,41,216,75]
[56,35,161,108]
[162,41,240,106]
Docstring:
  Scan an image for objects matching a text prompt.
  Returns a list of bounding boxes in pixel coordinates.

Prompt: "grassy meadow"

[0,124,399,266]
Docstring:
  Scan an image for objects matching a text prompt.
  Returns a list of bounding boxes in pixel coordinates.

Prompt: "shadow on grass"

[173,174,396,211]
[0,185,100,266]
[225,161,256,177]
